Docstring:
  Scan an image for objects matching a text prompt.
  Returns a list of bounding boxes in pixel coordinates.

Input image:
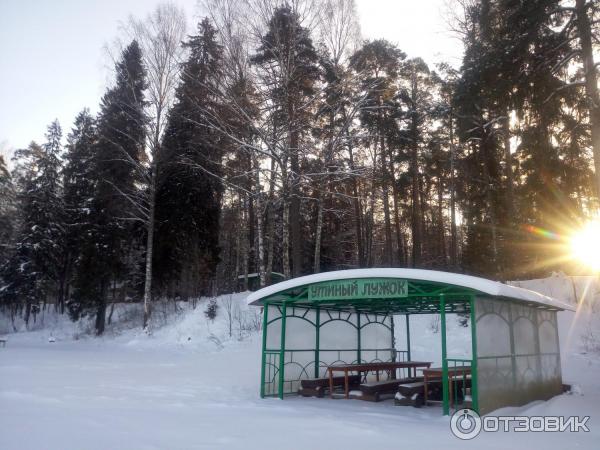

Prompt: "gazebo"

[247,268,574,415]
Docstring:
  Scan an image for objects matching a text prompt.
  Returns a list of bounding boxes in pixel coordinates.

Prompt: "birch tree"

[125,3,186,330]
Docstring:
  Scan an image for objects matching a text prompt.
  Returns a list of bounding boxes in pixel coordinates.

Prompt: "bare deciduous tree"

[116,2,187,330]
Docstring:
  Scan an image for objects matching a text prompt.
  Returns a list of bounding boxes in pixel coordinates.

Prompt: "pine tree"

[311,55,360,272]
[252,5,321,277]
[397,57,437,267]
[154,19,224,298]
[62,109,97,315]
[71,41,146,334]
[1,121,66,325]
[0,155,15,269]
[499,0,593,276]
[453,0,509,277]
[350,39,404,266]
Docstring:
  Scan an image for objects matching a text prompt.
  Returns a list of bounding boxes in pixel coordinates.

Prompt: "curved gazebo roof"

[247,268,574,311]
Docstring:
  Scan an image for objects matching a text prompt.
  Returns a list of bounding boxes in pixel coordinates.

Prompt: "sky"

[0,0,463,164]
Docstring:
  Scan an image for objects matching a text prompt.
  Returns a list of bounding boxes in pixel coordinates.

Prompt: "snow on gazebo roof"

[246,268,575,311]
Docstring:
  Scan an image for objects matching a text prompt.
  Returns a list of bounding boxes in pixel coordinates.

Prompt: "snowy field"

[1,275,600,450]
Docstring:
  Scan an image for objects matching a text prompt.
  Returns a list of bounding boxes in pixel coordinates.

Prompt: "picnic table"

[327,361,432,399]
[422,366,471,408]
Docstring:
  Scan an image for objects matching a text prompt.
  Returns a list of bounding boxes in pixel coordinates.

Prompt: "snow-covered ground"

[1,275,599,450]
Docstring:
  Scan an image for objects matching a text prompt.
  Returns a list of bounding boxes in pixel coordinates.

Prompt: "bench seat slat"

[359,377,423,395]
[300,375,361,389]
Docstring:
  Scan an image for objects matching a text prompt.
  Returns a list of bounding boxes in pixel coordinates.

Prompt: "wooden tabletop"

[327,361,432,399]
[328,361,432,372]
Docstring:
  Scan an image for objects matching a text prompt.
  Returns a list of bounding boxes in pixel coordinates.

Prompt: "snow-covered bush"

[581,324,600,354]
[204,298,218,321]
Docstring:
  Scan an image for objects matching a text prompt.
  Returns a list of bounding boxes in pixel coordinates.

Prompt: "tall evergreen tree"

[71,41,146,334]
[397,57,437,267]
[252,5,321,277]
[62,109,97,314]
[0,155,15,269]
[154,19,224,298]
[1,121,65,324]
[350,39,404,266]
[453,0,511,277]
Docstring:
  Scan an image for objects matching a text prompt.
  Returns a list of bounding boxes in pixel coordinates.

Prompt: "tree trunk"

[366,155,377,268]
[107,301,115,325]
[389,149,403,266]
[242,193,249,291]
[503,112,515,218]
[247,190,256,274]
[57,252,70,315]
[282,196,291,279]
[449,112,458,268]
[142,93,164,331]
[410,133,422,267]
[265,162,276,284]
[437,175,447,265]
[254,157,266,287]
[347,141,365,267]
[410,77,422,267]
[234,199,241,281]
[95,279,108,335]
[380,133,393,266]
[313,196,324,273]
[576,0,600,198]
[289,119,302,277]
[481,134,499,272]
[142,164,156,331]
[10,304,17,332]
[24,302,31,328]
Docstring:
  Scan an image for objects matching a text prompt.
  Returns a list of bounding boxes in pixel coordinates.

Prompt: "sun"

[569,221,600,272]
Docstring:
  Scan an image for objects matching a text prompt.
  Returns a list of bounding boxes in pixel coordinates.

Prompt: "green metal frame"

[469,295,479,412]
[405,314,411,361]
[260,301,269,398]
[257,277,561,414]
[262,305,399,398]
[440,294,449,414]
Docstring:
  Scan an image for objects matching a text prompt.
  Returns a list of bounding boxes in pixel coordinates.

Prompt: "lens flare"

[569,221,600,272]
[523,224,562,241]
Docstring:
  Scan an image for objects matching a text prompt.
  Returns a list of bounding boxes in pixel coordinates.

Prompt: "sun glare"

[570,221,600,272]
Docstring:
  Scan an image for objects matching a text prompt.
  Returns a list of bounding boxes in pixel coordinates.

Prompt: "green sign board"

[308,278,408,301]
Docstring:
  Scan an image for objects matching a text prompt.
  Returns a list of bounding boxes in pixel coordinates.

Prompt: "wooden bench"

[359,377,423,402]
[395,380,441,407]
[0,339,6,348]
[299,375,361,398]
[395,378,471,407]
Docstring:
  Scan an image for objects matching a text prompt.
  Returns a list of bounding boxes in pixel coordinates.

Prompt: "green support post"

[440,294,449,415]
[356,312,362,363]
[553,311,562,384]
[314,306,320,378]
[260,302,269,398]
[469,295,479,413]
[507,300,517,389]
[278,302,287,399]
[406,314,411,361]
[390,314,396,362]
[532,307,542,380]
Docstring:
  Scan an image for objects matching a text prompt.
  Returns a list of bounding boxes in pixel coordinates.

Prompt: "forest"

[0,0,598,334]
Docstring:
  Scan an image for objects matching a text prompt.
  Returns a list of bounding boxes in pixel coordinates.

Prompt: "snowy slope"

[0,276,599,450]
[0,292,260,349]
